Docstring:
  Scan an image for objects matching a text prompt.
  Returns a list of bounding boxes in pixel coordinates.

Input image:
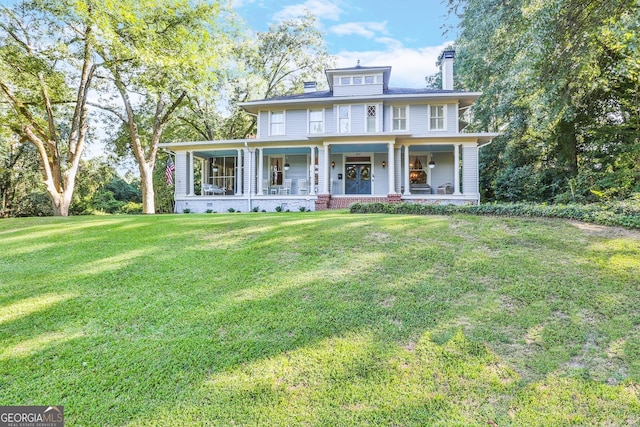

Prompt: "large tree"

[449,0,640,202]
[0,1,96,216]
[86,0,234,213]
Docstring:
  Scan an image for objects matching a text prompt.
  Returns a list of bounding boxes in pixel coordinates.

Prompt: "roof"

[239,88,481,113]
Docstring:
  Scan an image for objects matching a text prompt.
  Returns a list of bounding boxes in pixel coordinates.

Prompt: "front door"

[345,164,371,194]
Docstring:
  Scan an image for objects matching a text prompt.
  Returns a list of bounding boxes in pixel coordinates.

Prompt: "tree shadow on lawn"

[1,214,639,425]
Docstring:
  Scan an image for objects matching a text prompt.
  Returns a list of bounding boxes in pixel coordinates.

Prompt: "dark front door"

[345,164,371,195]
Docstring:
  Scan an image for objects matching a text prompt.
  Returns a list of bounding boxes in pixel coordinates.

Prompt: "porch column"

[257,148,264,195]
[387,142,396,194]
[453,143,461,195]
[309,146,316,195]
[404,145,411,195]
[237,149,243,195]
[250,149,257,195]
[321,144,330,194]
[394,147,402,193]
[200,158,205,194]
[188,151,194,196]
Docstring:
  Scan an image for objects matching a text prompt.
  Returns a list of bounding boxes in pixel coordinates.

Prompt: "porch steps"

[317,194,403,210]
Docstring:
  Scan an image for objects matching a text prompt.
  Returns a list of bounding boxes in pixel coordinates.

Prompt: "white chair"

[280,179,292,195]
[262,179,269,195]
[203,183,226,195]
[297,179,308,195]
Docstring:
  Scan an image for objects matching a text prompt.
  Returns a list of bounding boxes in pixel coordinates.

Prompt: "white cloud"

[329,21,388,39]
[273,0,343,22]
[334,42,453,88]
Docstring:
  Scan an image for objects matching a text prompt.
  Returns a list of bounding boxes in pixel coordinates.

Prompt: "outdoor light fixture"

[331,161,335,169]
[284,163,290,171]
[382,161,386,168]
[212,158,219,173]
[428,160,435,168]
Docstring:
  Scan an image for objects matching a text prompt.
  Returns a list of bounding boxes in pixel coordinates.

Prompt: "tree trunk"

[139,162,155,214]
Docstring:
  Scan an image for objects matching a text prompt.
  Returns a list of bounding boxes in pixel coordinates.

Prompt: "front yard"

[1,212,639,425]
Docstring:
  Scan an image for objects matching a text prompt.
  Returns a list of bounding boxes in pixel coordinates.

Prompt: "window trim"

[338,105,351,133]
[392,105,409,131]
[308,108,324,134]
[365,103,379,133]
[270,110,285,136]
[427,104,446,131]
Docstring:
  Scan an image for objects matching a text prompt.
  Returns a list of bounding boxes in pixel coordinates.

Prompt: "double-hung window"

[366,104,378,132]
[339,105,350,133]
[392,106,407,131]
[309,109,324,134]
[270,111,285,135]
[429,105,445,131]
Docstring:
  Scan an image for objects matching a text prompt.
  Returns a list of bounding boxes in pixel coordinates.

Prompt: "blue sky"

[232,0,458,88]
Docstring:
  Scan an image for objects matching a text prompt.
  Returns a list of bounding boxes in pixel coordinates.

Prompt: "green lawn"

[1,212,639,426]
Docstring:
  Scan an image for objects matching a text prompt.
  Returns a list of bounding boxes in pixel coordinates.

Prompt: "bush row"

[349,195,640,229]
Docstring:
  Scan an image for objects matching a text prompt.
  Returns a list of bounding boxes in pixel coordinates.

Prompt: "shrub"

[182,208,191,214]
[228,207,235,213]
[350,198,640,229]
[121,202,143,214]
[275,206,283,212]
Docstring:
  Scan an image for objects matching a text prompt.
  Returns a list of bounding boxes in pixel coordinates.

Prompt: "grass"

[1,211,640,426]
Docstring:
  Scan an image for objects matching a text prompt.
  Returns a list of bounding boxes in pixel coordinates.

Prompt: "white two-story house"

[160,50,498,212]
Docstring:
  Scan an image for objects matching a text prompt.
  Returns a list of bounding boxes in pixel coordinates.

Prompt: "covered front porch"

[167,137,481,213]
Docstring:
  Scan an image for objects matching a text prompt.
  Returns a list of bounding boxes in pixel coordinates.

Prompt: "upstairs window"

[429,105,445,130]
[340,76,351,85]
[364,75,375,84]
[309,109,324,134]
[339,105,350,133]
[270,111,284,135]
[392,106,407,131]
[353,76,362,85]
[366,104,377,132]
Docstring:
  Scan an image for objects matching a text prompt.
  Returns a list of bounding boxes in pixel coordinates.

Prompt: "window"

[210,156,237,195]
[340,76,351,85]
[269,156,284,185]
[364,75,375,84]
[366,105,377,132]
[353,76,362,85]
[392,106,407,131]
[270,111,284,135]
[339,105,350,133]
[429,105,445,130]
[309,109,324,134]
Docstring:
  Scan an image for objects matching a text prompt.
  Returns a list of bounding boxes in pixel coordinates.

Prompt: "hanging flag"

[166,157,175,185]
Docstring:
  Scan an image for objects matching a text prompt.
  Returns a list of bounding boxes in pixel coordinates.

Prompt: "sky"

[232,0,458,88]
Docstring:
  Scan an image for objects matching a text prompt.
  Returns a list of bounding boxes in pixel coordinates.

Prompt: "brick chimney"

[440,50,455,90]
[303,81,317,93]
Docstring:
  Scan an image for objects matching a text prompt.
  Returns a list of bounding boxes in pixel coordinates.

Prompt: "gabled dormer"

[326,64,392,97]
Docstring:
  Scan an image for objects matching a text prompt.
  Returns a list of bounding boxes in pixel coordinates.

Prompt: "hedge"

[349,195,640,229]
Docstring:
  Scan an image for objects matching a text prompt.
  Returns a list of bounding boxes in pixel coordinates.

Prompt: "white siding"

[325,107,336,133]
[175,151,188,197]
[258,111,269,137]
[462,145,479,195]
[446,104,458,133]
[333,84,383,97]
[285,109,307,137]
[350,104,365,133]
[410,105,428,133]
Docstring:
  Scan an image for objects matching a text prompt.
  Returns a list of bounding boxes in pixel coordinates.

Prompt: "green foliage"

[451,0,640,203]
[350,197,640,229]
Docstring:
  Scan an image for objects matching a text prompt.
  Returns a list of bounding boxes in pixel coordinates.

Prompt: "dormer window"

[353,76,362,84]
[340,76,351,85]
[364,76,375,84]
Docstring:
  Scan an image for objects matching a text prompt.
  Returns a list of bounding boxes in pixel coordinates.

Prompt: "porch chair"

[280,179,292,195]
[203,183,226,195]
[262,179,269,195]
[297,178,308,195]
[437,183,453,195]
